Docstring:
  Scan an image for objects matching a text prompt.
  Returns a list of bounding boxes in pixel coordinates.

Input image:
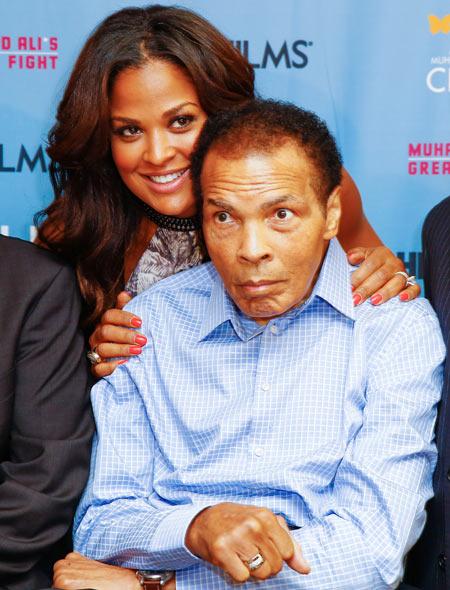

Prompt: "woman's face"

[110,60,207,217]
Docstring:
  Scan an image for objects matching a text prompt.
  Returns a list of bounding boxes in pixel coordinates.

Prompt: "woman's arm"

[337,168,382,249]
[339,168,421,305]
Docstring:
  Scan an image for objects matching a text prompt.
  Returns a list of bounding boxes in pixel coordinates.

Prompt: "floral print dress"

[125,227,204,297]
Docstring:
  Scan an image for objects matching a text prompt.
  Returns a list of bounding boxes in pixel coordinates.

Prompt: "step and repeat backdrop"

[1,0,449,281]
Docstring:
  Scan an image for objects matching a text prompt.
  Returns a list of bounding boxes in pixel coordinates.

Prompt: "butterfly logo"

[429,14,450,34]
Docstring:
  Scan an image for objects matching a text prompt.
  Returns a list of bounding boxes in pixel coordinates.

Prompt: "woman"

[36,4,417,381]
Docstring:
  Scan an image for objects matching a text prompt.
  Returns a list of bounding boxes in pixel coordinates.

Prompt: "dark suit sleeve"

[422,196,450,310]
[0,263,93,578]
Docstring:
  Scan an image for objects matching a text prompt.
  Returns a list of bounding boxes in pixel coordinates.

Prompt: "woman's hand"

[347,246,421,306]
[89,291,147,378]
[53,552,141,590]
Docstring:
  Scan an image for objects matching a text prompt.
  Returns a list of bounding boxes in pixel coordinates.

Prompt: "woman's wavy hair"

[35,4,255,331]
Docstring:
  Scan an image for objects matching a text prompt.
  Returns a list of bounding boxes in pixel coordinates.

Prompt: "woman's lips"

[139,167,190,194]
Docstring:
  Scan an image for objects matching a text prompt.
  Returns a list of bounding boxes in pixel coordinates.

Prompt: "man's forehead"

[204,141,309,171]
[201,143,317,201]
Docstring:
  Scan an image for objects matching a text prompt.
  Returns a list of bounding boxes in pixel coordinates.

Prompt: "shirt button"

[254,447,264,457]
[270,325,278,334]
[261,383,270,391]
[438,553,447,570]
[447,468,450,482]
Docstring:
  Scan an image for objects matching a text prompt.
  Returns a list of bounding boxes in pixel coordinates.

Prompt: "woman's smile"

[110,60,207,217]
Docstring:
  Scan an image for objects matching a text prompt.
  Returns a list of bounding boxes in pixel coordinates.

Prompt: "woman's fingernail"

[399,292,409,302]
[135,335,147,346]
[129,346,142,355]
[353,293,362,306]
[131,317,142,328]
[351,284,356,292]
[117,359,128,365]
[370,293,383,305]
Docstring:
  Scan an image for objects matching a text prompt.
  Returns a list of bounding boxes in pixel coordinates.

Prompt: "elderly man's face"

[202,141,341,324]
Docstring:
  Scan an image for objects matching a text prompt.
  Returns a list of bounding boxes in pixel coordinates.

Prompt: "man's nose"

[238,222,272,264]
[142,130,176,166]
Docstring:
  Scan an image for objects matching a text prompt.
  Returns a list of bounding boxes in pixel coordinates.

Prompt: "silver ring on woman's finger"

[394,271,416,287]
[87,347,102,365]
[246,552,265,571]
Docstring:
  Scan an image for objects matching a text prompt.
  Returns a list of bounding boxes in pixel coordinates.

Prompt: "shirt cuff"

[149,504,211,569]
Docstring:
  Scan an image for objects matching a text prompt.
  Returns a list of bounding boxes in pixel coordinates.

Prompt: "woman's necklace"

[138,200,201,232]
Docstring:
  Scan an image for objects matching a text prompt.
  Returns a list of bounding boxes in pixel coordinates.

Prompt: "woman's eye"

[114,126,141,137]
[171,115,194,129]
[274,208,294,220]
[215,211,232,224]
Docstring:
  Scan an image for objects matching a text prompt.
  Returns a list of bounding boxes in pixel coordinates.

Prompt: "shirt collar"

[310,237,355,321]
[198,237,354,342]
[198,267,263,342]
[197,266,238,341]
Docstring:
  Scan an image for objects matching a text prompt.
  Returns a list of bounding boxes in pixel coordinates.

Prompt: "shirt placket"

[247,321,281,464]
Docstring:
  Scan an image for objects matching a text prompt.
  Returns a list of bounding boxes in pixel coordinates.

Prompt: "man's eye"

[274,209,294,220]
[215,211,232,223]
[171,115,194,129]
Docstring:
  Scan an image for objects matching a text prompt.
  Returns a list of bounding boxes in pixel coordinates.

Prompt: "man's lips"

[139,167,190,194]
[236,280,283,294]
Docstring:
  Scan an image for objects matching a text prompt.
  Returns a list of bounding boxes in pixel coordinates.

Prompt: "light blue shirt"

[74,238,444,589]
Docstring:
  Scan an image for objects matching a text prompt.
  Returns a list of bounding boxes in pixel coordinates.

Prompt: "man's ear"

[323,185,341,240]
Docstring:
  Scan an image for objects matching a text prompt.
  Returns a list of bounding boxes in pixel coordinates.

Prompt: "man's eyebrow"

[206,195,306,212]
[205,198,234,211]
[260,195,304,210]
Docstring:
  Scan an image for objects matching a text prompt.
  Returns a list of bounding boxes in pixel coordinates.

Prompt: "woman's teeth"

[149,168,188,184]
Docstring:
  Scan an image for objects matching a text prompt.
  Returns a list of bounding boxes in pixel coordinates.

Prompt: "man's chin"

[239,303,285,325]
[237,296,307,324]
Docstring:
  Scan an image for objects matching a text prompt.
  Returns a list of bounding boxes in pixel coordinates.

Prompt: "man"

[0,235,93,590]
[405,196,450,589]
[72,100,444,589]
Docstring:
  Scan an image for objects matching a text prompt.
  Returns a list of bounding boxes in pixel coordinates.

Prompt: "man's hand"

[185,503,310,583]
[53,552,141,590]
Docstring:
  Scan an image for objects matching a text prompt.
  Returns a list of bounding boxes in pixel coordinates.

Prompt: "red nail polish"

[117,359,128,365]
[370,293,383,305]
[129,346,142,355]
[135,335,147,346]
[351,285,356,292]
[131,317,142,328]
[399,292,409,302]
[353,293,362,306]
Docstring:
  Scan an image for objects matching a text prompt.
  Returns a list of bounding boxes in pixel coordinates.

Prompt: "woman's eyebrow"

[110,116,139,123]
[163,102,198,117]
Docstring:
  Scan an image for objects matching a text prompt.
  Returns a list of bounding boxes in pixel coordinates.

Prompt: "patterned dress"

[125,227,204,296]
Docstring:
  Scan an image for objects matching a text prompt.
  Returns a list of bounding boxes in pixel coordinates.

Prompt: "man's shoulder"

[125,263,216,319]
[0,235,76,286]
[355,296,443,351]
[356,295,439,325]
[423,195,450,236]
[426,196,450,227]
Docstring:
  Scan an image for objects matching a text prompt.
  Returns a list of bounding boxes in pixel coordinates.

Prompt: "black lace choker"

[138,200,201,232]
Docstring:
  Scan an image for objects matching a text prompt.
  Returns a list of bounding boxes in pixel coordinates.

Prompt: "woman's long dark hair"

[35,4,254,331]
